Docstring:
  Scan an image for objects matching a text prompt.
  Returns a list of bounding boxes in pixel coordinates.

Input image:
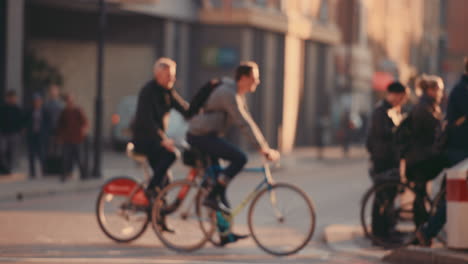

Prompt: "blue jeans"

[187,133,247,180]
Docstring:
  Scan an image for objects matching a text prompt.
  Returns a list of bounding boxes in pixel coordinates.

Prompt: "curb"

[323,224,388,260]
[384,247,468,264]
[0,179,103,202]
[324,224,468,264]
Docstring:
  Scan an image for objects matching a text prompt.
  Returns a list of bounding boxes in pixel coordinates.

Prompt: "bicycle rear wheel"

[360,181,431,248]
[96,177,149,243]
[151,180,215,252]
[248,183,316,256]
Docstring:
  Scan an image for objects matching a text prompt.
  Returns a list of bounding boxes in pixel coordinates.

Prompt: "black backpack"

[186,79,222,119]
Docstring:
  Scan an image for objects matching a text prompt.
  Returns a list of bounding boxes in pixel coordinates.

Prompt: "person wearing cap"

[365,81,409,242]
[25,94,51,179]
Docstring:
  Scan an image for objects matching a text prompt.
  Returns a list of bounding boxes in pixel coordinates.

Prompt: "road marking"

[0,257,256,264]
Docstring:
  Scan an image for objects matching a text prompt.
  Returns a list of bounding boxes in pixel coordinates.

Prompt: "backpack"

[186,79,222,119]
[394,114,413,159]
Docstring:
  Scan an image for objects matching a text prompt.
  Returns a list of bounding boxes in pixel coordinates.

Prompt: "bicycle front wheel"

[248,183,316,256]
[96,177,149,243]
[151,180,214,252]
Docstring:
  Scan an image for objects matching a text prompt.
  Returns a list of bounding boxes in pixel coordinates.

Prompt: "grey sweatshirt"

[188,77,269,151]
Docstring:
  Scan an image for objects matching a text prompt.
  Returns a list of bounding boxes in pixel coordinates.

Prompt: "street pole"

[92,0,106,178]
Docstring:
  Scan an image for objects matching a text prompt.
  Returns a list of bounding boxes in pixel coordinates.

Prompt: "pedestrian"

[403,75,448,229]
[42,84,65,157]
[416,57,468,246]
[339,109,354,158]
[365,81,408,242]
[25,94,50,179]
[0,90,27,175]
[56,93,89,181]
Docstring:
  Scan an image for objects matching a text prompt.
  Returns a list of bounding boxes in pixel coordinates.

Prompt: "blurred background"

[1,0,466,153]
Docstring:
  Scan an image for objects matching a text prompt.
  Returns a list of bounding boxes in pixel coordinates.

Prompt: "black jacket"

[25,107,51,140]
[366,100,398,162]
[405,94,442,165]
[132,80,189,142]
[446,75,468,151]
[0,104,27,134]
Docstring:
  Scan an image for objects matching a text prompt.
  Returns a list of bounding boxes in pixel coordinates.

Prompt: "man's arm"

[171,90,190,118]
[223,93,269,151]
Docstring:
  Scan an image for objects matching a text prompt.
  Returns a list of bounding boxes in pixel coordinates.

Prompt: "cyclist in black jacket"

[132,58,190,198]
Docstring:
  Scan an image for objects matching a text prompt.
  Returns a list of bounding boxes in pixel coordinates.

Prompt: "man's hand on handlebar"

[261,148,280,162]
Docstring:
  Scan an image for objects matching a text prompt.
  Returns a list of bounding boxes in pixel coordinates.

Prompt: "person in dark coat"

[416,57,468,246]
[366,81,408,241]
[0,90,27,174]
[404,75,447,229]
[131,57,190,198]
[25,94,51,179]
[56,93,88,181]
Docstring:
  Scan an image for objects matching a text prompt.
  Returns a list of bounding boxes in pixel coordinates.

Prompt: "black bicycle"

[360,168,446,248]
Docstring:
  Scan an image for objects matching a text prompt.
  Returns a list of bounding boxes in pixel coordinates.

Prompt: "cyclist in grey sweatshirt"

[187,61,279,209]
[187,61,279,245]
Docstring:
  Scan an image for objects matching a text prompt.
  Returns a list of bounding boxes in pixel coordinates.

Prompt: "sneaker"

[219,233,249,246]
[157,215,175,233]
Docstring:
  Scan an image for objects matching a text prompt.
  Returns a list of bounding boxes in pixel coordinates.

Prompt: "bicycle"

[360,168,447,248]
[151,150,316,256]
[95,142,199,243]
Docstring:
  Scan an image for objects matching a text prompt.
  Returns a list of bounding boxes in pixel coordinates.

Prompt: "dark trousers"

[27,133,45,178]
[62,143,86,180]
[370,158,399,237]
[187,133,247,180]
[133,140,175,193]
[407,155,448,228]
[0,133,19,174]
[422,149,468,239]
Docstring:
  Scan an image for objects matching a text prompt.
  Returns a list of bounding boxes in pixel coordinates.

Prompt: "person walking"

[0,90,27,175]
[56,93,88,181]
[25,94,50,179]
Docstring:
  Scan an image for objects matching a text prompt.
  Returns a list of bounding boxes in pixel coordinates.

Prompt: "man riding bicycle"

[186,61,279,244]
[132,58,190,200]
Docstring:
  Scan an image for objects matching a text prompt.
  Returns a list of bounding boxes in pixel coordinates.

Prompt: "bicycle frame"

[204,161,281,221]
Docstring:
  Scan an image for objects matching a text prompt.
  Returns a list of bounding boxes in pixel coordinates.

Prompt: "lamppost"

[92,0,106,178]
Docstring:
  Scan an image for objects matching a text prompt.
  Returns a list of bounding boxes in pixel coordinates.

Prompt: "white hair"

[153,57,176,74]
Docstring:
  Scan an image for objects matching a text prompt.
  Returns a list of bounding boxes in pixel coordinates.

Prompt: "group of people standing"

[366,57,468,246]
[0,85,88,181]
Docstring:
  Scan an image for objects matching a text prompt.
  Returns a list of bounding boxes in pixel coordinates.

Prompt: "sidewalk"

[0,146,367,202]
[323,224,468,264]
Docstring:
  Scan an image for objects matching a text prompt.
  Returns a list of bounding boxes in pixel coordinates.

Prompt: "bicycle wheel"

[360,181,431,248]
[194,186,224,247]
[96,177,149,243]
[248,183,316,256]
[151,180,215,252]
